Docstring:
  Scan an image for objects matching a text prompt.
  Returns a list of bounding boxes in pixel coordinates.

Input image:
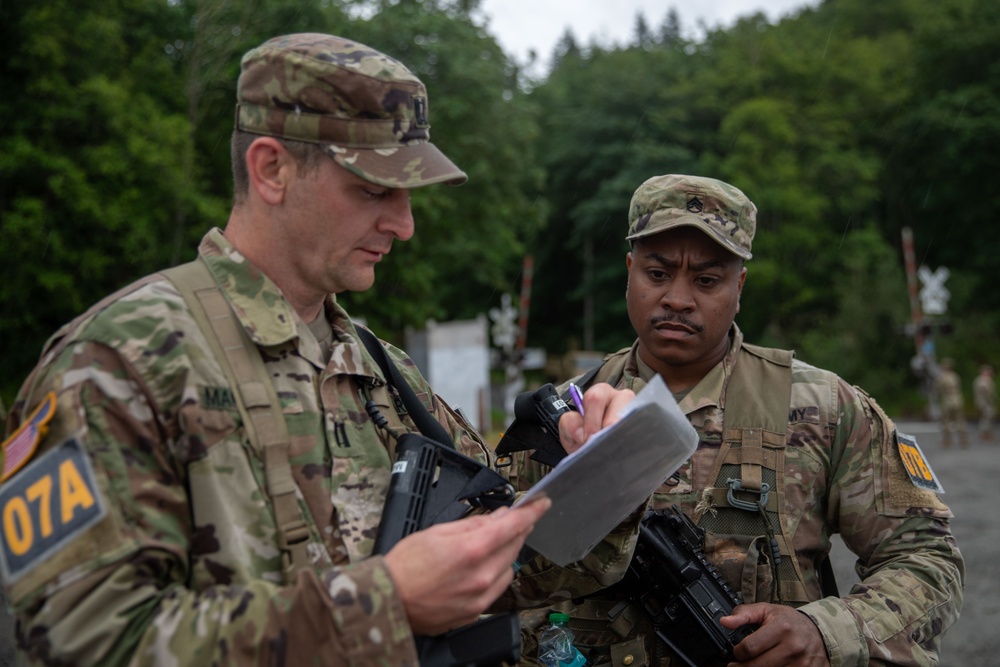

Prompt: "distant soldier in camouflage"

[507,174,965,667]
[934,358,968,448]
[0,33,635,666]
[973,364,996,442]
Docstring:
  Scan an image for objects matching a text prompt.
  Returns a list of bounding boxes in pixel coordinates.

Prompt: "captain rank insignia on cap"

[1,392,56,482]
[0,437,107,582]
[413,95,429,128]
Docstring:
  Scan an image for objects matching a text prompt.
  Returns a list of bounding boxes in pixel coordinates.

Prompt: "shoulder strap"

[355,326,455,449]
[569,362,605,392]
[162,260,311,585]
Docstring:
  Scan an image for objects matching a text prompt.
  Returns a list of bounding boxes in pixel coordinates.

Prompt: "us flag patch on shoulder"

[2,393,57,482]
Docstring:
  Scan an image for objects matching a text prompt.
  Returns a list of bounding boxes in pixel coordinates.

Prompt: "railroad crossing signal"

[489,293,518,353]
[918,266,950,316]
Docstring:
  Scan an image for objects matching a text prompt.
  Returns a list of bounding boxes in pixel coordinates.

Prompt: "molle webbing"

[697,345,811,603]
[163,260,312,586]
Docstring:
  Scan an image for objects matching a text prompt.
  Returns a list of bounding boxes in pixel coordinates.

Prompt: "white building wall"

[406,315,491,432]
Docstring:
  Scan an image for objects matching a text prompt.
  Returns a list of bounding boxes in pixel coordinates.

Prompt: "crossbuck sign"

[918,266,950,316]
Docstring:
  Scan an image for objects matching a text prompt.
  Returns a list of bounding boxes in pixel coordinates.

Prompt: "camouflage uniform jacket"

[0,228,500,667]
[973,373,995,413]
[509,326,964,667]
[934,369,964,412]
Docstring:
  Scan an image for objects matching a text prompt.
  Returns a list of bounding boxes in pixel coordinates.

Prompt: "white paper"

[516,375,698,566]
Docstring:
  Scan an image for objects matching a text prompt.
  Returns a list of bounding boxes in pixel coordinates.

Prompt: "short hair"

[230,130,328,205]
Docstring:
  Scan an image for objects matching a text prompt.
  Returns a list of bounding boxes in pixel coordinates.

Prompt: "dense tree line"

[1,0,997,415]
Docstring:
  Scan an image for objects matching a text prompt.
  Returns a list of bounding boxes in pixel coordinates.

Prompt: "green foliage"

[522,0,999,414]
[2,0,998,416]
[0,0,200,390]
[890,0,1000,314]
[527,41,701,354]
[338,0,545,340]
[791,225,914,409]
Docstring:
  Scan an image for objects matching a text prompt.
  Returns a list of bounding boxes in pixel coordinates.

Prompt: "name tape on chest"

[895,431,945,494]
[0,437,106,582]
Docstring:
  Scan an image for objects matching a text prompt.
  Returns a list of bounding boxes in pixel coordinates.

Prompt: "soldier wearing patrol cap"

[0,33,635,666]
[508,174,965,667]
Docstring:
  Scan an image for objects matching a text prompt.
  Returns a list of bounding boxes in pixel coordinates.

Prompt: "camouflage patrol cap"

[236,33,467,188]
[626,174,756,260]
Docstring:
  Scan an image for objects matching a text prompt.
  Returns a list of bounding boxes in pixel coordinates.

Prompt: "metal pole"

[902,227,938,419]
[517,255,533,352]
[901,227,924,355]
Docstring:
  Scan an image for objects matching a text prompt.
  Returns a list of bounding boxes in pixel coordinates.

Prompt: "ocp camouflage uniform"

[934,365,967,448]
[0,229,631,666]
[973,367,996,440]
[508,326,964,667]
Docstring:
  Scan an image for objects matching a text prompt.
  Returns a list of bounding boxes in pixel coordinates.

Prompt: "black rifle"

[615,506,755,667]
[374,433,521,667]
[496,385,755,667]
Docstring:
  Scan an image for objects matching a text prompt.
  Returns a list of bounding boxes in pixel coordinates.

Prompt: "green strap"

[163,260,311,585]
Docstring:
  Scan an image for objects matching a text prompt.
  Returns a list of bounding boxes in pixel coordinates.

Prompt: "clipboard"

[515,374,697,566]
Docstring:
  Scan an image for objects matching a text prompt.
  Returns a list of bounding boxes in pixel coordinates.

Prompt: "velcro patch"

[0,437,106,582]
[895,431,945,494]
[1,392,57,482]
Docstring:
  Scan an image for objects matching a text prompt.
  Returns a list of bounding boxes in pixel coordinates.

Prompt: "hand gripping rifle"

[496,383,755,667]
[615,506,756,667]
[358,327,520,667]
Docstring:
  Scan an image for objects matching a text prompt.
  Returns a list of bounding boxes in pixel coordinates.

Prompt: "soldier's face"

[626,227,746,386]
[284,156,414,294]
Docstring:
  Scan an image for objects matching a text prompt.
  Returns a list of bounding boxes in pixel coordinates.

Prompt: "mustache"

[650,313,704,333]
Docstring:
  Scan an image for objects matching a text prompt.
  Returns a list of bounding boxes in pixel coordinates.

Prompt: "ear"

[735,264,747,312]
[625,251,634,294]
[245,137,293,206]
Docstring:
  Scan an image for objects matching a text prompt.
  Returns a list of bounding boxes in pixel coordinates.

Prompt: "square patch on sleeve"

[895,431,945,494]
[0,437,107,582]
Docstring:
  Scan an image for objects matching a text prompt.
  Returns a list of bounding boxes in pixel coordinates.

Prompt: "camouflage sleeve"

[798,381,965,667]
[3,343,418,667]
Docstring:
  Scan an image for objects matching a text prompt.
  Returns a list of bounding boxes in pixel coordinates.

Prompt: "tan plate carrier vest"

[547,343,814,667]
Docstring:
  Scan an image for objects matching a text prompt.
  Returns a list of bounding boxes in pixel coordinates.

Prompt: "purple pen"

[568,383,585,416]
